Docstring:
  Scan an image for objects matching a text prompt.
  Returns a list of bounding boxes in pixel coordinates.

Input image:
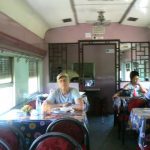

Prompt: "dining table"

[0,106,87,149]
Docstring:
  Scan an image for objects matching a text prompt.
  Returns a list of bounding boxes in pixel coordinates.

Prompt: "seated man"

[42,73,84,114]
[112,71,148,126]
[113,71,147,98]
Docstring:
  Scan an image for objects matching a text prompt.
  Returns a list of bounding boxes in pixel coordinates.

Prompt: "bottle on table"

[36,96,42,115]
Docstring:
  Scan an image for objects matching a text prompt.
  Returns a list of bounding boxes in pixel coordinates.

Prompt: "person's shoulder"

[52,88,60,94]
[69,87,79,92]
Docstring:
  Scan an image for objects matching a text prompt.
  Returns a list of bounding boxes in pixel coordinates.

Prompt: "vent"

[127,17,138,21]
[62,18,72,23]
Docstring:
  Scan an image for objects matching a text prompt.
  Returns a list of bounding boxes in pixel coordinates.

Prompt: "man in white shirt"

[42,73,84,114]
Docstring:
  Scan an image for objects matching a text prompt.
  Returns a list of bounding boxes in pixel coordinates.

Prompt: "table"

[130,108,150,149]
[0,108,87,149]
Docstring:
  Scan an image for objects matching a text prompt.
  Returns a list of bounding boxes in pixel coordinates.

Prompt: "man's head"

[130,71,139,84]
[56,73,70,89]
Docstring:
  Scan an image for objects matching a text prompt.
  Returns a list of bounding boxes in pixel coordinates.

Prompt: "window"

[28,61,38,94]
[73,63,95,78]
[0,86,14,114]
[120,42,150,81]
[0,56,13,84]
[0,56,14,114]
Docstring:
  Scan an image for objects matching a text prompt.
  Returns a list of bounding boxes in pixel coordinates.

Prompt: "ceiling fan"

[92,11,111,26]
[90,11,111,36]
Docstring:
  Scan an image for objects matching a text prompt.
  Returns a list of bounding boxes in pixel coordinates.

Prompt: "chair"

[29,132,82,150]
[46,118,90,150]
[113,89,131,126]
[0,138,11,150]
[0,124,25,150]
[118,97,146,144]
[82,95,90,112]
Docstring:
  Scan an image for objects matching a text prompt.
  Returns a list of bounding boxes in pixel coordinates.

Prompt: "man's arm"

[112,91,121,99]
[112,83,129,99]
[138,83,147,93]
[73,98,84,111]
[42,100,63,114]
[42,98,84,113]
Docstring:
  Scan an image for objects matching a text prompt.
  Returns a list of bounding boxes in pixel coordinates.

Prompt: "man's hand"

[62,103,72,107]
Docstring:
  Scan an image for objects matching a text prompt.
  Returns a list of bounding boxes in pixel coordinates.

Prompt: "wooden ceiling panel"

[123,0,150,27]
[75,4,130,23]
[25,0,76,28]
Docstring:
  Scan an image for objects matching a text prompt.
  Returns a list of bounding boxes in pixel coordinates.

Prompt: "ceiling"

[0,0,150,38]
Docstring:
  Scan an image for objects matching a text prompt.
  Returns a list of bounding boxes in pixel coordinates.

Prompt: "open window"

[0,56,14,114]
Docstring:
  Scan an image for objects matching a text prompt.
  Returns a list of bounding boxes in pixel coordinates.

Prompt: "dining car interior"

[0,0,150,150]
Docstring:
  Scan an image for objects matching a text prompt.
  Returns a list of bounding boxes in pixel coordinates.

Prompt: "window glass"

[0,86,14,114]
[120,42,150,81]
[73,63,95,78]
[28,61,38,94]
[0,56,14,114]
[0,56,13,84]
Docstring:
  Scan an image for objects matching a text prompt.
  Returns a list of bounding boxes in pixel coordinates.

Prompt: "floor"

[88,115,138,150]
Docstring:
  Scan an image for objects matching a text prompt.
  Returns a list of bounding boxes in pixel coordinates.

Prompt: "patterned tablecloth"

[130,108,150,149]
[0,109,87,149]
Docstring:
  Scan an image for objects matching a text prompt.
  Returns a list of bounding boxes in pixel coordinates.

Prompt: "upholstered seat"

[0,125,25,150]
[0,138,11,150]
[29,132,82,150]
[46,118,90,150]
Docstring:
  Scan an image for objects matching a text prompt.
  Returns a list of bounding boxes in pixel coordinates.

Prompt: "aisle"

[88,115,137,150]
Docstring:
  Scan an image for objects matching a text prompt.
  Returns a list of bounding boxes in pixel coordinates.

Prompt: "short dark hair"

[130,71,139,80]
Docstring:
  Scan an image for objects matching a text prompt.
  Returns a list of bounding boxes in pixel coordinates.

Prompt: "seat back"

[29,132,82,150]
[128,98,146,112]
[82,95,90,112]
[0,138,11,150]
[46,118,90,150]
[120,89,131,97]
[0,125,25,150]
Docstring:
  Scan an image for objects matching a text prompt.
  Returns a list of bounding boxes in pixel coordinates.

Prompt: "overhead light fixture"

[139,0,148,8]
[138,0,148,14]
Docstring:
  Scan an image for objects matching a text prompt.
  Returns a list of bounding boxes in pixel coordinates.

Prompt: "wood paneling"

[0,32,47,57]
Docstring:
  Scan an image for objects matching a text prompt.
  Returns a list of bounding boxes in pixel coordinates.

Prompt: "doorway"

[78,40,120,114]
